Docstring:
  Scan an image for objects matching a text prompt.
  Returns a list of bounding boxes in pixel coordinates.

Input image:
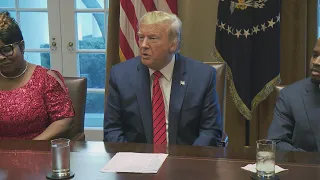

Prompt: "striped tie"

[152,71,167,145]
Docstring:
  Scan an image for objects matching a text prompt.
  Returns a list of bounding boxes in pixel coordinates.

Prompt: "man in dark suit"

[104,11,222,146]
[268,39,320,152]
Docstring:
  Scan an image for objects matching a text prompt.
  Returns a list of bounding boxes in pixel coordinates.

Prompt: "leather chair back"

[203,62,226,120]
[204,62,227,147]
[64,77,87,140]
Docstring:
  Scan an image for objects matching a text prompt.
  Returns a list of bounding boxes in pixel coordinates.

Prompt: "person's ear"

[169,40,178,53]
[18,40,25,54]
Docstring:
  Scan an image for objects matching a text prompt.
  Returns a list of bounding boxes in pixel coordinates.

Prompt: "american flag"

[119,0,178,62]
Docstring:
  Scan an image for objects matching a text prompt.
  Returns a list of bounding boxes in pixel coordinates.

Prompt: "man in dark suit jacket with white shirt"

[268,38,320,152]
[104,11,222,146]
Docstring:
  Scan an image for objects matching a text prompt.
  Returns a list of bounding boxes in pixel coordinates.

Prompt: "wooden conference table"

[0,140,320,180]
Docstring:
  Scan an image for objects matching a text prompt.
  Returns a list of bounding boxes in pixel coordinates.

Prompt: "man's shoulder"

[281,78,310,96]
[111,56,140,72]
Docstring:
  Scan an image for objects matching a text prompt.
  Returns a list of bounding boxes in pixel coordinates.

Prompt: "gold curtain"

[251,0,318,144]
[178,0,318,147]
[105,0,120,107]
[178,0,247,148]
[105,0,318,147]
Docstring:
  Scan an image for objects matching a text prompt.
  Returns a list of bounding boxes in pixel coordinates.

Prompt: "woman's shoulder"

[34,65,61,75]
[35,66,68,92]
[31,65,66,89]
[34,66,64,80]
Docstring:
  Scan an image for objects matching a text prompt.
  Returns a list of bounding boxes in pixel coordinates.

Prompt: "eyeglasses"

[0,40,23,57]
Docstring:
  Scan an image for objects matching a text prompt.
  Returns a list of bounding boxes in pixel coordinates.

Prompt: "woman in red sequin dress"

[0,12,75,140]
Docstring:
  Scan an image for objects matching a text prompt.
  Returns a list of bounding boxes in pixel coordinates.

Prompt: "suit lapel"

[302,81,320,150]
[136,62,153,143]
[168,54,188,144]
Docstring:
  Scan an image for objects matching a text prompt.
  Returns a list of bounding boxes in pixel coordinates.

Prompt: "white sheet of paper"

[101,152,168,173]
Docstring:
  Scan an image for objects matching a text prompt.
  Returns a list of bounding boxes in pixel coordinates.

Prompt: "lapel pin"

[180,81,185,86]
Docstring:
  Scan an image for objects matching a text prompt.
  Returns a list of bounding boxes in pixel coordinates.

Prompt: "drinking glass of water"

[46,138,75,179]
[256,139,276,179]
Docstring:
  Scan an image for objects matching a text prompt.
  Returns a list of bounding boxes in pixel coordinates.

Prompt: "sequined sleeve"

[44,70,75,122]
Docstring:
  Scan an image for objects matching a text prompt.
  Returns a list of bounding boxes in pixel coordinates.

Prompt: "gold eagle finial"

[229,0,268,14]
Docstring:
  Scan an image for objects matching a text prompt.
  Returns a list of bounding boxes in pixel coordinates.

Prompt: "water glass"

[256,139,276,179]
[51,138,71,178]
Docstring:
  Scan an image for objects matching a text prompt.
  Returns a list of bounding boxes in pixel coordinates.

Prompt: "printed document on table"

[101,152,168,173]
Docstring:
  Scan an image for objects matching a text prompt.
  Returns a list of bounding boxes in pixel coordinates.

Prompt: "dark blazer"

[268,78,320,152]
[104,54,222,146]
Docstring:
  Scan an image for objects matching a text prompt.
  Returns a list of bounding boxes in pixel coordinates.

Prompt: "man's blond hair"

[139,11,182,52]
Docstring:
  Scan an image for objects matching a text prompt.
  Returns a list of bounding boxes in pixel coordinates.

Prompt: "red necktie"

[152,71,167,145]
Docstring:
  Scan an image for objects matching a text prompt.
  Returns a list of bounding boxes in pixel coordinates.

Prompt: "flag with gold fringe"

[215,0,281,120]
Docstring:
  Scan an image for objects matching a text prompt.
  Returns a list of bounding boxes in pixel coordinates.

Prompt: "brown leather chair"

[203,62,226,116]
[204,62,228,147]
[64,77,87,141]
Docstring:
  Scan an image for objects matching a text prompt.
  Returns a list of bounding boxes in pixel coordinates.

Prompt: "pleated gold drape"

[250,0,318,145]
[105,0,318,147]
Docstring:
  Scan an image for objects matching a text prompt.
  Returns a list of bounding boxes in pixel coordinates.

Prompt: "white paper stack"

[101,152,168,174]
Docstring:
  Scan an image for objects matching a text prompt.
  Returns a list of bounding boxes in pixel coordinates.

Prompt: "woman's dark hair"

[0,11,23,44]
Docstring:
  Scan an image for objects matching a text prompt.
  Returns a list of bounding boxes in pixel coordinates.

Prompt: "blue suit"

[104,54,222,146]
[268,78,320,152]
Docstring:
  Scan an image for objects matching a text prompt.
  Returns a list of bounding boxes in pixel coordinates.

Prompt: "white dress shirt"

[149,55,175,144]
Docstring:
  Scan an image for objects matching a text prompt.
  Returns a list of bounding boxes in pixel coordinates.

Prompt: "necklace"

[0,62,28,79]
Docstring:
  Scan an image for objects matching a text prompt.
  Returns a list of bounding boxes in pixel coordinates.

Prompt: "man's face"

[310,39,320,84]
[137,23,177,70]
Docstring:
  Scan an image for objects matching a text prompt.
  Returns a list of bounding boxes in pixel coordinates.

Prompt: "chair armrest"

[218,132,228,147]
[71,133,85,141]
